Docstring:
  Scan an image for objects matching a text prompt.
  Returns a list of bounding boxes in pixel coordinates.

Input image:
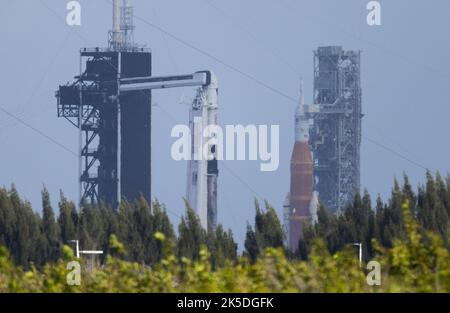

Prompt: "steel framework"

[56,1,154,209]
[56,51,122,206]
[311,46,362,212]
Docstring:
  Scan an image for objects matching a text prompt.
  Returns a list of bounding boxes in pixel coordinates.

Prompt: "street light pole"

[352,243,362,267]
[69,240,103,259]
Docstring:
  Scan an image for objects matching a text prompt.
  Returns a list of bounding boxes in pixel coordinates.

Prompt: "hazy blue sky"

[1,0,449,248]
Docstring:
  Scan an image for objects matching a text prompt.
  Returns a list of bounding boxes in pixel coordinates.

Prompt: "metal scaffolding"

[56,51,122,206]
[311,46,362,212]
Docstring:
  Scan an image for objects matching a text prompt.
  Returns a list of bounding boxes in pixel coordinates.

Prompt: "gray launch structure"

[311,46,362,212]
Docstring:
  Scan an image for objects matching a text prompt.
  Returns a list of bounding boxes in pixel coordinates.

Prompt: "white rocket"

[187,72,219,230]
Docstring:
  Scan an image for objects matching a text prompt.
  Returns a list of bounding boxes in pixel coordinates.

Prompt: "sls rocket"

[285,80,319,253]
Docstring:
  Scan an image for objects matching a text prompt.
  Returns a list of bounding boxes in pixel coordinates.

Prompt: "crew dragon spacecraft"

[284,81,319,253]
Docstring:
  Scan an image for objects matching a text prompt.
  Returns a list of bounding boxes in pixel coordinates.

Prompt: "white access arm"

[119,71,211,92]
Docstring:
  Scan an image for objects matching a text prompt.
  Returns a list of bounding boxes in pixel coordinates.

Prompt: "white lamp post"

[352,243,362,268]
[69,240,103,259]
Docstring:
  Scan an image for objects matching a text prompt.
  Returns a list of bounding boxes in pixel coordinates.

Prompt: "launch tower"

[56,0,151,207]
[311,46,362,212]
[55,1,219,231]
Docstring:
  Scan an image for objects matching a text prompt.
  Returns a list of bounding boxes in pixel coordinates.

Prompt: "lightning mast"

[110,0,136,51]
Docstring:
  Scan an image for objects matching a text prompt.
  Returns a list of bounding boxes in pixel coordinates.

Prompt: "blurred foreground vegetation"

[0,172,449,292]
[0,200,449,292]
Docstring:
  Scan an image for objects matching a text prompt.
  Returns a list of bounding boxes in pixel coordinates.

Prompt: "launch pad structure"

[57,47,152,207]
[311,46,362,213]
[55,0,218,230]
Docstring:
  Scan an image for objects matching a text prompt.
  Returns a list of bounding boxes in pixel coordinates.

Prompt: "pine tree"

[177,204,206,260]
[130,198,148,263]
[18,201,33,267]
[418,172,449,243]
[446,174,450,218]
[315,204,340,253]
[78,203,96,256]
[208,224,237,268]
[316,204,331,235]
[117,199,140,261]
[385,179,405,243]
[98,202,118,262]
[57,191,78,244]
[297,221,315,260]
[41,188,61,262]
[223,228,237,261]
[254,200,284,250]
[8,186,21,264]
[367,198,379,257]
[360,190,372,258]
[244,223,259,263]
[152,200,176,262]
[434,172,449,244]
[402,174,417,214]
[0,187,15,257]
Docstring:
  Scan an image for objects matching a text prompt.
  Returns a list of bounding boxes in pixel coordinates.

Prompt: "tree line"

[1,196,449,292]
[0,187,237,269]
[242,172,449,262]
[297,172,450,260]
[0,172,449,269]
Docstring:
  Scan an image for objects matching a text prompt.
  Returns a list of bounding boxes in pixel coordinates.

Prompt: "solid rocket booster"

[287,81,316,252]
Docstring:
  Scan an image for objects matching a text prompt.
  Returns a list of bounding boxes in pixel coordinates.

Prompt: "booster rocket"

[285,80,318,252]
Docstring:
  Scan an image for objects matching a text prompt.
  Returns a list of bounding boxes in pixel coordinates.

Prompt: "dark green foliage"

[57,192,77,244]
[177,204,207,260]
[0,187,237,269]
[207,224,238,268]
[41,188,61,262]
[256,201,285,249]
[150,200,176,262]
[0,172,449,269]
[416,172,449,246]
[244,223,259,263]
[0,186,45,269]
[244,200,284,261]
[176,201,237,267]
[299,173,450,260]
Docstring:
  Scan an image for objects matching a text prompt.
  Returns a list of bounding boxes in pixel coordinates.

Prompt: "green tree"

[0,187,16,260]
[41,188,60,262]
[254,200,284,250]
[57,191,78,244]
[177,204,206,260]
[244,223,259,263]
[151,200,176,263]
[207,224,237,268]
